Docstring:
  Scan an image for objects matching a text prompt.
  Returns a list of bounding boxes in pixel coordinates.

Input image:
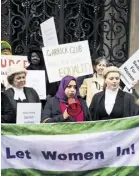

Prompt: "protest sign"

[42,40,93,83]
[1,55,29,88]
[41,17,58,47]
[120,50,139,89]
[26,70,46,99]
[1,116,139,175]
[16,103,41,124]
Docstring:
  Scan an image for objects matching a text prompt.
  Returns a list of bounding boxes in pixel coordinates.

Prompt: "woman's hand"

[63,109,70,120]
[131,80,139,88]
[135,99,139,106]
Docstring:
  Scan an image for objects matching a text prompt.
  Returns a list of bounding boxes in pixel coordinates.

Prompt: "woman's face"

[12,73,26,88]
[31,52,40,65]
[105,72,120,91]
[65,80,77,98]
[95,60,107,75]
[2,48,11,55]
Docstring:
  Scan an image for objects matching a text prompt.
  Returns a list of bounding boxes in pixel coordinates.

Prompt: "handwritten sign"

[40,17,58,47]
[1,55,29,88]
[16,103,41,124]
[42,40,93,83]
[120,50,139,89]
[26,71,46,99]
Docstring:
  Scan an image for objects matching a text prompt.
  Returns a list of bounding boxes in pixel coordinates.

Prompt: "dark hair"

[93,57,109,73]
[28,48,45,66]
[7,74,15,85]
[107,62,113,67]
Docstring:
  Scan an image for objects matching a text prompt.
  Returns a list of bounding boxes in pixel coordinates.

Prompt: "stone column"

[129,0,139,57]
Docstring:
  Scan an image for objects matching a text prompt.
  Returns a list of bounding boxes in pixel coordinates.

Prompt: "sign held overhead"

[42,40,93,83]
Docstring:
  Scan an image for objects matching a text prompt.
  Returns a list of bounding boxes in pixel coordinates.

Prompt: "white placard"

[41,17,58,47]
[26,70,46,99]
[1,55,29,88]
[120,50,139,89]
[16,103,41,124]
[42,40,93,83]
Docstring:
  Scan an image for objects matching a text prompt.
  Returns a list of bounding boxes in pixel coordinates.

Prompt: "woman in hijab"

[42,75,91,123]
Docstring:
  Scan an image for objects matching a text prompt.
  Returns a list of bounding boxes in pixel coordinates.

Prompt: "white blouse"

[13,87,26,101]
[105,88,119,115]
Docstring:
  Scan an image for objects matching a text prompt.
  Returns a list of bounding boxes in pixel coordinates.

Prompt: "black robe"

[42,96,91,123]
[2,87,40,123]
[89,89,139,121]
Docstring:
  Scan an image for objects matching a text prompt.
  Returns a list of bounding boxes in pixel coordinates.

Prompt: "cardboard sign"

[1,55,29,88]
[42,40,93,83]
[16,103,41,124]
[41,17,58,47]
[26,70,46,99]
[120,50,139,89]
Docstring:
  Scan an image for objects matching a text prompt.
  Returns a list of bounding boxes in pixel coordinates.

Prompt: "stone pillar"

[129,0,139,57]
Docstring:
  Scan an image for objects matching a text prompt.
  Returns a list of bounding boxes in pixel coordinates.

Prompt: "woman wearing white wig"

[89,66,139,120]
[2,64,40,123]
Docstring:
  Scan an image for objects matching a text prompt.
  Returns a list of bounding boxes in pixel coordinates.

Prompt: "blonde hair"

[103,67,121,90]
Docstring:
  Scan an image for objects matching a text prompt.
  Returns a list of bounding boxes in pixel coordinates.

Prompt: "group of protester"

[1,41,139,123]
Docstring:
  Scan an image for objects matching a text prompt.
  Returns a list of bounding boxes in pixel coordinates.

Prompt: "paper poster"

[41,17,58,47]
[26,70,46,99]
[120,50,139,89]
[42,40,93,83]
[16,103,41,124]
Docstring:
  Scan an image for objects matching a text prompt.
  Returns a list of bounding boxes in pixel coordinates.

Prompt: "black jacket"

[42,96,91,123]
[1,92,13,123]
[2,87,40,123]
[89,89,139,121]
